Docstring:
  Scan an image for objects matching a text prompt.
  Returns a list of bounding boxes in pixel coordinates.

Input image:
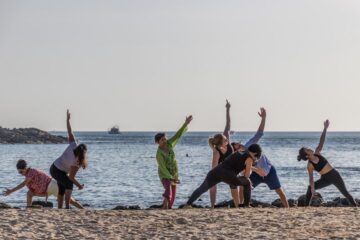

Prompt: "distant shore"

[0,208,359,239]
[0,127,67,144]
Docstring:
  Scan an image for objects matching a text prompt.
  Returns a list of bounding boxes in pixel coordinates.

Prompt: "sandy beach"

[0,207,359,239]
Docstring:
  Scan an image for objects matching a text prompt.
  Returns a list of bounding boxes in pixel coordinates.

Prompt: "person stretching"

[155,115,193,209]
[185,144,262,207]
[50,110,88,209]
[4,159,83,208]
[298,120,357,206]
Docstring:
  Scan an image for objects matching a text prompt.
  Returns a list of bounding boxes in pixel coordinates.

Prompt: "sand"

[0,208,359,239]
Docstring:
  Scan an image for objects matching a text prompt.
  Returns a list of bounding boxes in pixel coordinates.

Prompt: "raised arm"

[244,108,266,148]
[315,120,329,154]
[168,115,193,147]
[67,110,76,143]
[223,100,231,140]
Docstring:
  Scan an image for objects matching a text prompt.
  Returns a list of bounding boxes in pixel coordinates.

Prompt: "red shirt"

[25,168,52,195]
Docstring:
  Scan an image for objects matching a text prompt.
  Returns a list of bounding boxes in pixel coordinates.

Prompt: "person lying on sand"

[232,108,289,208]
[298,120,357,207]
[50,110,88,209]
[185,144,262,208]
[155,115,193,209]
[3,159,83,208]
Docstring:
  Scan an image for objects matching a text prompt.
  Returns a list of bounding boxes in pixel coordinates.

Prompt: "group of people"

[155,100,358,209]
[3,101,358,209]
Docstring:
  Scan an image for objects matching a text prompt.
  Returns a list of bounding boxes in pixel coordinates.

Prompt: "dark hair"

[155,133,165,143]
[248,144,262,158]
[16,159,27,169]
[73,143,88,169]
[297,147,308,161]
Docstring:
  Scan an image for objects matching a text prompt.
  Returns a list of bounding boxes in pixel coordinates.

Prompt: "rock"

[0,202,12,209]
[0,127,67,144]
[250,199,274,208]
[178,204,205,209]
[32,201,53,208]
[112,205,141,210]
[271,198,297,208]
[214,200,233,208]
[297,192,324,207]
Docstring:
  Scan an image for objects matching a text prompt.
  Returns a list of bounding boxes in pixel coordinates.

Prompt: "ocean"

[1,131,360,209]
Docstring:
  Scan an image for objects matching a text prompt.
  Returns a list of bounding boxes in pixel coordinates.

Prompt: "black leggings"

[305,169,357,206]
[187,166,251,206]
[50,164,74,196]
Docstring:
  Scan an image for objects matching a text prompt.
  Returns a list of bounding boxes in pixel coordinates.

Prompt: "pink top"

[25,168,52,195]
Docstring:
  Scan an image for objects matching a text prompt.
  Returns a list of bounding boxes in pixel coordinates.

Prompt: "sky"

[0,0,360,131]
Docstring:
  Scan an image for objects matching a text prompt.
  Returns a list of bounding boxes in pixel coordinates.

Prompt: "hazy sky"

[1,0,360,131]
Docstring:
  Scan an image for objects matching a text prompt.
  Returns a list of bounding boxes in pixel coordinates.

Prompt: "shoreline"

[0,208,359,239]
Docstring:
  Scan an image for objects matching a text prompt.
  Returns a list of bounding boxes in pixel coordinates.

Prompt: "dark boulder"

[32,201,53,208]
[112,205,141,210]
[297,192,324,207]
[0,202,12,209]
[271,198,297,208]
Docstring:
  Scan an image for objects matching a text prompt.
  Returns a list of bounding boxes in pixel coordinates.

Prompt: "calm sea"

[1,132,360,209]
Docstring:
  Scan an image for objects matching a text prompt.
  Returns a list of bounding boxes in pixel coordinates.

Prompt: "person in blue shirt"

[233,108,289,208]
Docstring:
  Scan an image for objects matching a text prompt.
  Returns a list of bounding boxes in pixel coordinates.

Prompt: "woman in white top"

[50,110,88,209]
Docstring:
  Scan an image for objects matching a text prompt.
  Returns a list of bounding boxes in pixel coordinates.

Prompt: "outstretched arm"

[223,100,231,140]
[315,120,329,154]
[67,110,76,143]
[307,164,315,200]
[168,115,193,147]
[3,180,27,196]
[244,108,266,148]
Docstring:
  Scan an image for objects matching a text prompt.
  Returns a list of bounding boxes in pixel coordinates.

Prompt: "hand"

[225,99,231,109]
[3,188,12,196]
[78,184,84,190]
[67,109,71,121]
[185,115,193,125]
[324,119,330,129]
[258,107,266,119]
[256,168,267,177]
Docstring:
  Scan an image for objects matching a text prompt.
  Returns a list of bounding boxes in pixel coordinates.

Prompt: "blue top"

[244,131,272,175]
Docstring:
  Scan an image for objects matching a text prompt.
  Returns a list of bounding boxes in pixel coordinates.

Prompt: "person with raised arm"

[234,108,289,208]
[4,159,83,208]
[297,120,357,206]
[50,110,88,209]
[184,144,262,208]
[155,115,193,209]
[208,100,239,208]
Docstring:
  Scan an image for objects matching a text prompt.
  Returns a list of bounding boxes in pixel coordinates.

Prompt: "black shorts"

[50,164,73,195]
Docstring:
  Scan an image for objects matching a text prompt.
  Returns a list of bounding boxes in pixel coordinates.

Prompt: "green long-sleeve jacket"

[156,123,188,180]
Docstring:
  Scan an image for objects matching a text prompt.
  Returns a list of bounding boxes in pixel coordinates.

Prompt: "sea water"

[1,132,360,209]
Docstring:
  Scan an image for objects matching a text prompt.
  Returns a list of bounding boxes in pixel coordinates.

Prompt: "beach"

[0,207,359,239]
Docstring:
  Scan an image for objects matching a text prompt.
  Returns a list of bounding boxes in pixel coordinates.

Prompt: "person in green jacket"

[155,115,193,209]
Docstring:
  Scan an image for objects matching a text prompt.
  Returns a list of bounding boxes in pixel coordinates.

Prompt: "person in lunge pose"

[50,110,88,209]
[155,115,193,209]
[185,144,262,208]
[297,120,357,206]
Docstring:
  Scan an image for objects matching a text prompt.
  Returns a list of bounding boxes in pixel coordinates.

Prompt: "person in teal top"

[155,115,193,209]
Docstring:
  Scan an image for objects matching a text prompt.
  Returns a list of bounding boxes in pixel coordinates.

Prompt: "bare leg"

[239,186,244,204]
[231,188,240,207]
[64,189,72,209]
[162,197,170,209]
[275,188,289,208]
[70,198,84,209]
[26,191,33,207]
[57,194,64,209]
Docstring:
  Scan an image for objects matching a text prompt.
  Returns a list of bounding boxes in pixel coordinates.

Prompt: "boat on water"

[108,125,120,134]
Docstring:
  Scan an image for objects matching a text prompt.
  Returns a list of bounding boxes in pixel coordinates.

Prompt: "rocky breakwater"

[0,127,67,144]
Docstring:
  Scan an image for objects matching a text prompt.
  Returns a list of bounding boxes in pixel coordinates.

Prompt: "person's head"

[208,134,228,149]
[247,144,262,160]
[16,159,28,176]
[231,141,246,152]
[73,144,88,169]
[297,147,314,161]
[155,133,167,148]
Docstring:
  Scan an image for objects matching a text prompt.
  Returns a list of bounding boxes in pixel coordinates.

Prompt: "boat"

[108,125,120,134]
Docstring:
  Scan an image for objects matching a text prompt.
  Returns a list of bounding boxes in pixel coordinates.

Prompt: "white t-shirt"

[53,142,79,173]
